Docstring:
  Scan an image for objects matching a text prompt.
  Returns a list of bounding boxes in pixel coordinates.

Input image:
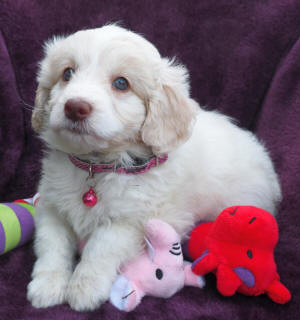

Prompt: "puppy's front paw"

[66,264,112,311]
[27,270,71,308]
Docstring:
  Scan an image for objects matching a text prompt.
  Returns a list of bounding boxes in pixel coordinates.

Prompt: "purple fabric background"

[0,0,299,319]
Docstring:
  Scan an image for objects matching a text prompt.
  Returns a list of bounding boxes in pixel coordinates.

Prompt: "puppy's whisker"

[20,98,34,112]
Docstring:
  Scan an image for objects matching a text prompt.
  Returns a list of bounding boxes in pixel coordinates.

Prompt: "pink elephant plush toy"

[109,219,205,312]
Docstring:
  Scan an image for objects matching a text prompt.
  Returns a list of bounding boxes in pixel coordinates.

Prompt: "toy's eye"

[63,67,75,82]
[156,268,163,280]
[229,208,238,216]
[247,250,253,259]
[249,217,256,224]
[112,77,129,91]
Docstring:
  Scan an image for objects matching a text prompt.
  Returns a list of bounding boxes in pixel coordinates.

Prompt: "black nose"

[64,99,92,121]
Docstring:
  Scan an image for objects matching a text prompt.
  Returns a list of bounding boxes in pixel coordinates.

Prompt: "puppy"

[27,25,281,311]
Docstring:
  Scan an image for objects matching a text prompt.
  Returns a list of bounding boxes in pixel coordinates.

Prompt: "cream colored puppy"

[27,25,281,311]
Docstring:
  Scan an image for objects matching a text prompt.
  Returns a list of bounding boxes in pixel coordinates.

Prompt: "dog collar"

[68,153,168,207]
[68,153,168,175]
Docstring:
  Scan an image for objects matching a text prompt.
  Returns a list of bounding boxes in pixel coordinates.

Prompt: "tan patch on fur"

[142,84,196,155]
[32,85,50,132]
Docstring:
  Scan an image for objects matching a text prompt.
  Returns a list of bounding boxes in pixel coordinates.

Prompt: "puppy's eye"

[112,77,129,91]
[63,67,75,82]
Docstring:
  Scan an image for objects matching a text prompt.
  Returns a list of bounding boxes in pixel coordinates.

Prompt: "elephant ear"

[144,236,155,262]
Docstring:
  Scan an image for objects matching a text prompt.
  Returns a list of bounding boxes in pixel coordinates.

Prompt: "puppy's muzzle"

[64,99,92,122]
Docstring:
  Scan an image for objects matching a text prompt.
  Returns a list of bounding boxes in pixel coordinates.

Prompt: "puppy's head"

[33,25,197,156]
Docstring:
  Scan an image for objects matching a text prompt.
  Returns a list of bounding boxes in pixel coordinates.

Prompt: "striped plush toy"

[0,194,39,255]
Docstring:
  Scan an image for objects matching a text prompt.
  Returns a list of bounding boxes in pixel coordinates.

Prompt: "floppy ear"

[31,84,50,132]
[141,59,197,155]
[31,36,66,132]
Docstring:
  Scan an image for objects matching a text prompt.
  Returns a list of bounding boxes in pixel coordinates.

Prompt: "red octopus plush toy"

[188,206,291,304]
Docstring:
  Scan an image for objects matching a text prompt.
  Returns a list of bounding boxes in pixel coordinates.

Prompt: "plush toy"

[0,194,39,255]
[188,206,291,304]
[109,219,205,312]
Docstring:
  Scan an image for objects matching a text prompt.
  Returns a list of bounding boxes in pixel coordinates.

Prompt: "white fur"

[27,25,281,311]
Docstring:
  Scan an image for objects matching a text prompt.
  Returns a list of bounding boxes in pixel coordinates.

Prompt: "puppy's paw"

[27,270,71,308]
[66,265,112,311]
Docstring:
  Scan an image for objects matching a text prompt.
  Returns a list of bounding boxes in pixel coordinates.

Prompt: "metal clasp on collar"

[87,164,94,180]
[156,156,159,167]
[86,164,96,188]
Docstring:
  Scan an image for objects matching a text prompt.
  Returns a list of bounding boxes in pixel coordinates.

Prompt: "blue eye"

[63,67,74,82]
[113,77,129,91]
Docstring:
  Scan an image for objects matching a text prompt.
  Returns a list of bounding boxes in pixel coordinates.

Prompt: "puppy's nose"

[64,99,92,121]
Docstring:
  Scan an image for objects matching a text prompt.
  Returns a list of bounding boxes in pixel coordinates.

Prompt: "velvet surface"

[0,1,299,319]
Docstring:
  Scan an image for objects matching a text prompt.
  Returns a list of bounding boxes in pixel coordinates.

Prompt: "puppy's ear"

[31,36,65,132]
[32,84,50,132]
[141,59,197,155]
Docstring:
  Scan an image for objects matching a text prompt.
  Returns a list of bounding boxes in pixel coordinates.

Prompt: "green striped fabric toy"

[0,194,39,255]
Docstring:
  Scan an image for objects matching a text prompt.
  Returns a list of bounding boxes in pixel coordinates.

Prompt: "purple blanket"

[0,1,299,319]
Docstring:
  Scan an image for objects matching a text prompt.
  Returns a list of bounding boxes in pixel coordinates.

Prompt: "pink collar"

[68,154,168,175]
